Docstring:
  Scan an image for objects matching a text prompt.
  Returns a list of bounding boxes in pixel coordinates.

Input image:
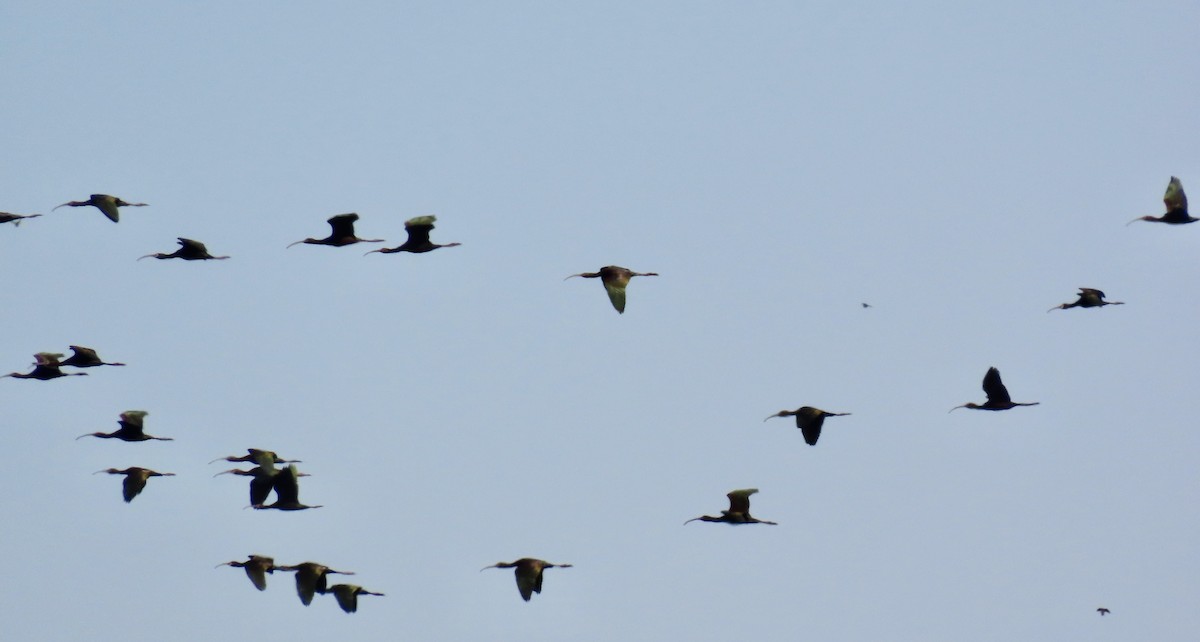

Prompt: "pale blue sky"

[3,2,1198,640]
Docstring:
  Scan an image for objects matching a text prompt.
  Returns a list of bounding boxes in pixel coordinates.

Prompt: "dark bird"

[138,238,229,261]
[216,555,278,591]
[215,466,310,506]
[94,467,174,502]
[288,213,384,248]
[0,212,42,226]
[1128,176,1195,225]
[59,345,125,368]
[950,367,1039,412]
[861,302,872,308]
[364,215,460,255]
[252,464,321,510]
[209,449,299,468]
[276,562,354,606]
[764,406,851,446]
[77,410,172,442]
[327,584,385,613]
[1047,288,1124,312]
[2,353,88,381]
[565,265,659,314]
[685,488,777,525]
[52,194,147,223]
[480,558,573,602]
[1097,607,1111,616]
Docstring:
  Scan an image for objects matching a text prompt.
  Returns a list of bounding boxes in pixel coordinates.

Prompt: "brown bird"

[364,215,460,255]
[252,464,321,510]
[950,367,1039,412]
[764,406,851,446]
[327,584,385,613]
[276,562,355,606]
[565,265,659,313]
[2,353,88,381]
[1128,176,1195,225]
[215,466,310,506]
[138,238,229,261]
[0,212,42,226]
[685,488,777,525]
[77,410,172,442]
[288,213,384,248]
[52,194,147,223]
[94,467,174,502]
[216,555,278,591]
[1047,288,1124,312]
[1096,607,1111,616]
[59,345,125,368]
[481,558,573,602]
[209,449,299,468]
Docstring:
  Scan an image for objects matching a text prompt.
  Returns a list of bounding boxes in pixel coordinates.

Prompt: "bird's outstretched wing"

[727,488,758,514]
[1164,177,1188,213]
[981,367,1012,404]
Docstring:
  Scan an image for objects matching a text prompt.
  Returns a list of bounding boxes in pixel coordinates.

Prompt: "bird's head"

[763,411,793,422]
[948,403,979,413]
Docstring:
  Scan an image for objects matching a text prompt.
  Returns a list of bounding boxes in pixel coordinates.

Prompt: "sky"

[2,1,1199,640]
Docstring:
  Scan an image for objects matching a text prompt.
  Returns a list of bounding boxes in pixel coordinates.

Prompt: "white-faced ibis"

[364,215,460,255]
[216,555,278,591]
[1128,176,1195,225]
[77,410,172,442]
[209,449,299,469]
[565,265,659,314]
[327,584,385,613]
[288,213,384,248]
[950,367,1039,412]
[252,464,321,510]
[1097,607,1111,616]
[2,353,88,381]
[1047,288,1124,312]
[94,467,174,502]
[764,406,851,446]
[685,488,777,525]
[276,562,355,606]
[138,238,229,261]
[0,212,41,226]
[481,558,573,602]
[53,194,147,223]
[59,345,125,368]
[216,466,311,506]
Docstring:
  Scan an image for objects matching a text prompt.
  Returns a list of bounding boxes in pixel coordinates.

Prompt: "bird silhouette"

[138,238,229,261]
[1128,176,1195,225]
[685,488,777,525]
[59,345,125,368]
[288,213,384,248]
[764,406,851,446]
[1097,607,1111,616]
[364,215,460,255]
[276,562,354,605]
[950,367,1039,412]
[327,584,385,613]
[52,194,147,223]
[77,410,172,442]
[3,353,88,381]
[216,555,278,591]
[94,467,174,502]
[481,558,572,602]
[0,212,42,226]
[215,465,310,506]
[565,265,659,313]
[1047,288,1124,312]
[252,464,321,510]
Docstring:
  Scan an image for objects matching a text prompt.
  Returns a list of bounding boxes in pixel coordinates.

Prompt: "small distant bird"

[0,212,41,226]
[364,215,460,255]
[216,555,278,591]
[685,488,777,525]
[59,345,125,368]
[210,449,299,468]
[288,213,384,248]
[481,558,573,602]
[77,410,172,442]
[861,302,871,308]
[138,238,229,261]
[1047,288,1123,312]
[276,562,355,606]
[565,265,659,314]
[327,584,385,613]
[1128,176,1195,225]
[764,406,851,446]
[252,464,321,510]
[94,467,174,502]
[53,194,147,223]
[1097,607,1110,616]
[950,367,1039,412]
[2,353,88,381]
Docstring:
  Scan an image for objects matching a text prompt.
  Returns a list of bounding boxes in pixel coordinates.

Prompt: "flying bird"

[481,558,573,602]
[210,449,299,468]
[3,353,88,381]
[1096,607,1111,616]
[1047,288,1124,312]
[77,410,172,442]
[138,238,229,261]
[685,488,777,525]
[0,212,41,226]
[288,213,384,248]
[215,465,310,506]
[59,345,125,368]
[53,194,147,223]
[764,406,851,446]
[327,584,385,613]
[276,562,355,606]
[94,467,174,502]
[1128,176,1195,225]
[565,265,659,313]
[364,215,460,255]
[950,367,1039,412]
[216,555,278,591]
[252,464,321,510]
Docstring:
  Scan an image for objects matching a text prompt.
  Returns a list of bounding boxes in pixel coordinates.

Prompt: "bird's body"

[685,488,777,525]
[565,265,658,313]
[277,562,354,605]
[3,353,88,381]
[327,584,384,613]
[139,238,229,261]
[77,410,172,442]
[365,215,460,255]
[210,449,298,469]
[481,558,572,602]
[764,406,851,446]
[252,464,321,510]
[1097,607,1111,616]
[95,467,174,502]
[216,555,278,591]
[59,345,125,368]
[1128,177,1195,225]
[53,194,146,223]
[0,212,41,226]
[288,213,383,248]
[1048,288,1124,312]
[950,367,1039,412]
